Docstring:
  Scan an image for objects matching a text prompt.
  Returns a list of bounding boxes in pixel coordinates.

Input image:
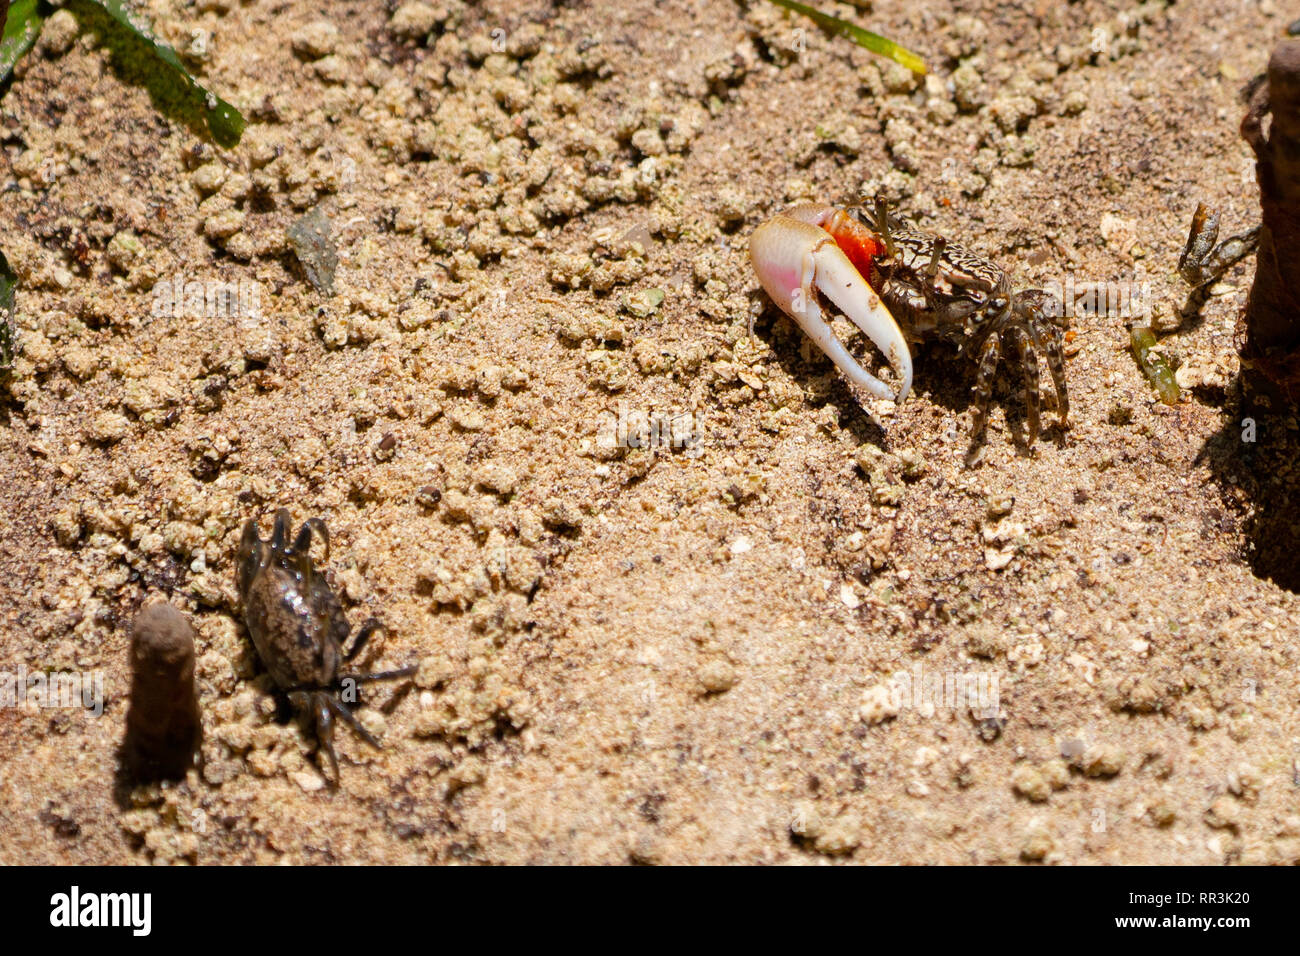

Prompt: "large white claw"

[750,213,913,404]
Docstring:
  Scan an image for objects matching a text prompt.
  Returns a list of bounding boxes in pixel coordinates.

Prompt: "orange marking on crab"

[822,214,889,281]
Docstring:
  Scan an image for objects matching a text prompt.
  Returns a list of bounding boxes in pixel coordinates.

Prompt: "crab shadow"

[754,312,884,447]
[905,340,1055,455]
[1196,376,1300,593]
[759,312,1046,455]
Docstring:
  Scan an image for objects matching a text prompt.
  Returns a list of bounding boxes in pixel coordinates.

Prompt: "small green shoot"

[1129,326,1180,405]
[766,0,926,74]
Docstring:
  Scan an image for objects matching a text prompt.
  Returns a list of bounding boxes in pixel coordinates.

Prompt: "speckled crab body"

[237,509,414,788]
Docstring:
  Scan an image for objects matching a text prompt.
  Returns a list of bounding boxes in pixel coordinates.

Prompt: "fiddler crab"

[238,510,415,789]
[750,200,1069,462]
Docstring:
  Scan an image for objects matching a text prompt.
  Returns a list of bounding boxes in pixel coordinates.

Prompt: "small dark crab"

[238,509,414,788]
[750,200,1069,463]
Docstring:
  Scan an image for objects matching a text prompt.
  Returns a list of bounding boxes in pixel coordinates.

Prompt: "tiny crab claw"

[750,205,913,403]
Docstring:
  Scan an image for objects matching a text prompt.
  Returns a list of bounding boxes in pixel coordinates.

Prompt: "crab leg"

[750,212,913,403]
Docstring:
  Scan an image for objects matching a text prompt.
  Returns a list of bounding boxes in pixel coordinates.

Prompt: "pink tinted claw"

[750,212,913,403]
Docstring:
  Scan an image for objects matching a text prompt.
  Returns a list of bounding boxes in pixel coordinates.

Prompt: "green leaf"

[73,0,245,146]
[1,0,46,84]
[767,0,926,74]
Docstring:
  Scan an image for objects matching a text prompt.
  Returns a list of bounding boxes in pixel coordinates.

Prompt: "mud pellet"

[122,604,202,782]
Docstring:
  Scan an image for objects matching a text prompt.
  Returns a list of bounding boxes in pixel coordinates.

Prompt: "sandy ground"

[1,0,1299,865]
